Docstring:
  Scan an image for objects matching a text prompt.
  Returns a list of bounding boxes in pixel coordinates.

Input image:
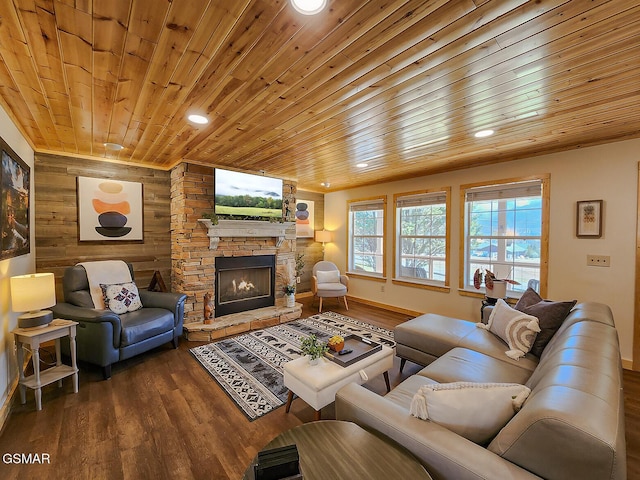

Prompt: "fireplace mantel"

[198,219,295,250]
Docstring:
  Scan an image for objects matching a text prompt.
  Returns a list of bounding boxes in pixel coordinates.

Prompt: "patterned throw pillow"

[410,382,531,444]
[100,282,143,314]
[514,288,577,357]
[477,299,540,360]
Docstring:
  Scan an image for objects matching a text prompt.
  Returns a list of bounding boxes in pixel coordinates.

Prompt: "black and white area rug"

[190,312,395,421]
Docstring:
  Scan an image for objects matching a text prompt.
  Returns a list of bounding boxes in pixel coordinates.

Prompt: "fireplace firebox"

[214,255,276,317]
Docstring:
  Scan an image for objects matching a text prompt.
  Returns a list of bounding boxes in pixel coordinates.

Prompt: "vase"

[286,293,295,308]
[308,356,321,366]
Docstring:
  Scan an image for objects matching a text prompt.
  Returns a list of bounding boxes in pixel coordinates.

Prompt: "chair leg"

[172,336,179,349]
[103,364,112,380]
[319,297,323,312]
[343,296,349,310]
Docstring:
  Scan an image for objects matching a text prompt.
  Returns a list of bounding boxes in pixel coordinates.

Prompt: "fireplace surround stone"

[170,163,299,329]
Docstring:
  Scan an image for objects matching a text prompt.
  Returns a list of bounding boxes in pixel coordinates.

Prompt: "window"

[394,188,450,286]
[348,197,386,277]
[461,176,549,296]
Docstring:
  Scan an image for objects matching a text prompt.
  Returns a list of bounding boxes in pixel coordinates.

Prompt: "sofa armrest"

[139,290,186,313]
[51,302,121,349]
[335,383,541,480]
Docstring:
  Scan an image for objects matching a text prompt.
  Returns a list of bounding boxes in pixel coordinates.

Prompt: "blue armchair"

[52,264,187,379]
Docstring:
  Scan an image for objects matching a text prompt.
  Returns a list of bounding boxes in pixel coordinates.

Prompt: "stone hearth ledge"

[183,303,303,342]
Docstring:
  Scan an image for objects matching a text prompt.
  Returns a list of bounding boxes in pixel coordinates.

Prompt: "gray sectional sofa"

[335,302,626,480]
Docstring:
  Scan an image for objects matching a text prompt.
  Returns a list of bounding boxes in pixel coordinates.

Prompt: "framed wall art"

[295,199,315,238]
[0,137,30,260]
[576,199,603,238]
[77,176,144,241]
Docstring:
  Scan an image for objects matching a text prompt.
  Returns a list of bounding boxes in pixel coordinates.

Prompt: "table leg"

[33,347,42,411]
[16,340,26,405]
[285,390,294,413]
[70,329,79,394]
[55,338,63,387]
[383,371,391,392]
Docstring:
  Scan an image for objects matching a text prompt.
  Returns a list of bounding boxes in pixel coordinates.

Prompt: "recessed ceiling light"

[474,129,495,138]
[356,163,369,168]
[291,0,327,15]
[103,142,123,151]
[321,182,331,188]
[188,114,209,124]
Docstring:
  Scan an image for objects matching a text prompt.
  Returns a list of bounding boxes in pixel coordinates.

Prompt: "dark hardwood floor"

[0,297,637,479]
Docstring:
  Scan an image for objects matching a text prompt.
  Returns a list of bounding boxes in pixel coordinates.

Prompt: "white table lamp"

[10,273,56,329]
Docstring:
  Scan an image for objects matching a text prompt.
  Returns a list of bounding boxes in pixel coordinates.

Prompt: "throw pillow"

[316,270,340,284]
[514,288,577,357]
[410,382,531,444]
[100,282,143,314]
[477,299,540,360]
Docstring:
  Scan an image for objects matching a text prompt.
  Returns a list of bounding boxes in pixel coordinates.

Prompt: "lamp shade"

[315,230,332,244]
[10,273,56,328]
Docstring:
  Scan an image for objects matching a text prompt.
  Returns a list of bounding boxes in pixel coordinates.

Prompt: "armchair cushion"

[100,282,143,314]
[119,308,175,346]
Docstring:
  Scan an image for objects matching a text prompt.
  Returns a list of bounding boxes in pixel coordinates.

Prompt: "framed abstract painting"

[77,176,144,241]
[295,199,315,238]
[576,199,603,238]
[0,137,30,260]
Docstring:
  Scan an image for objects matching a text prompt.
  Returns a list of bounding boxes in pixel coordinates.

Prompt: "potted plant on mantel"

[300,334,329,366]
[473,268,520,303]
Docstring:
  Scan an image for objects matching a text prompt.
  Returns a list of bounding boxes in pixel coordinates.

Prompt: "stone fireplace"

[170,163,302,341]
[215,254,275,317]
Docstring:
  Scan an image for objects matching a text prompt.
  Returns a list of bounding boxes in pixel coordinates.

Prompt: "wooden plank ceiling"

[0,0,638,192]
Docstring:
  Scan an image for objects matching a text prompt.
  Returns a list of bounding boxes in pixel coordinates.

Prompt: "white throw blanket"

[78,260,132,309]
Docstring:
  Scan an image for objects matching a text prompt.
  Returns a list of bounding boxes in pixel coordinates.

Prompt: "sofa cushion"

[417,348,533,385]
[479,299,540,360]
[410,382,531,444]
[119,308,174,346]
[395,314,477,359]
[514,288,576,357]
[100,282,143,314]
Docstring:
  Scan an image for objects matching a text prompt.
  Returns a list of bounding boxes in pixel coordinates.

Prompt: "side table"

[12,319,79,410]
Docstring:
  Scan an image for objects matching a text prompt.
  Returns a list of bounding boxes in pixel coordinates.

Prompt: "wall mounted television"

[214,168,283,218]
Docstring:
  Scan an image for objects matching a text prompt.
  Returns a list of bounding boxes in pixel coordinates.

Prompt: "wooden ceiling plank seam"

[0,0,61,150]
[123,0,211,156]
[171,0,439,163]
[281,30,640,160]
[91,0,131,154]
[137,0,297,165]
[128,0,264,164]
[215,1,640,166]
[194,0,539,162]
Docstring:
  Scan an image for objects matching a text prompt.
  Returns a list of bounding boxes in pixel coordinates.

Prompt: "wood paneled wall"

[34,154,172,300]
[295,190,325,293]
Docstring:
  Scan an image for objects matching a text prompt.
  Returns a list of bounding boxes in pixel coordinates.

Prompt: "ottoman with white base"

[284,345,393,420]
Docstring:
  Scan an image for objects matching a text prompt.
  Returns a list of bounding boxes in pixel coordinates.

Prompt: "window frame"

[347,196,387,280]
[392,187,451,291]
[459,175,550,299]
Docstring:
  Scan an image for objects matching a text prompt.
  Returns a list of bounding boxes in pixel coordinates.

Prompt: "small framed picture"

[576,200,603,238]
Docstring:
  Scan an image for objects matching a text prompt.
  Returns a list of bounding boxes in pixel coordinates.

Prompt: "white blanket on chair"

[78,260,132,309]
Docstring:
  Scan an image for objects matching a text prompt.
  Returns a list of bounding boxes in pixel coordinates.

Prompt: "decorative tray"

[324,334,382,367]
